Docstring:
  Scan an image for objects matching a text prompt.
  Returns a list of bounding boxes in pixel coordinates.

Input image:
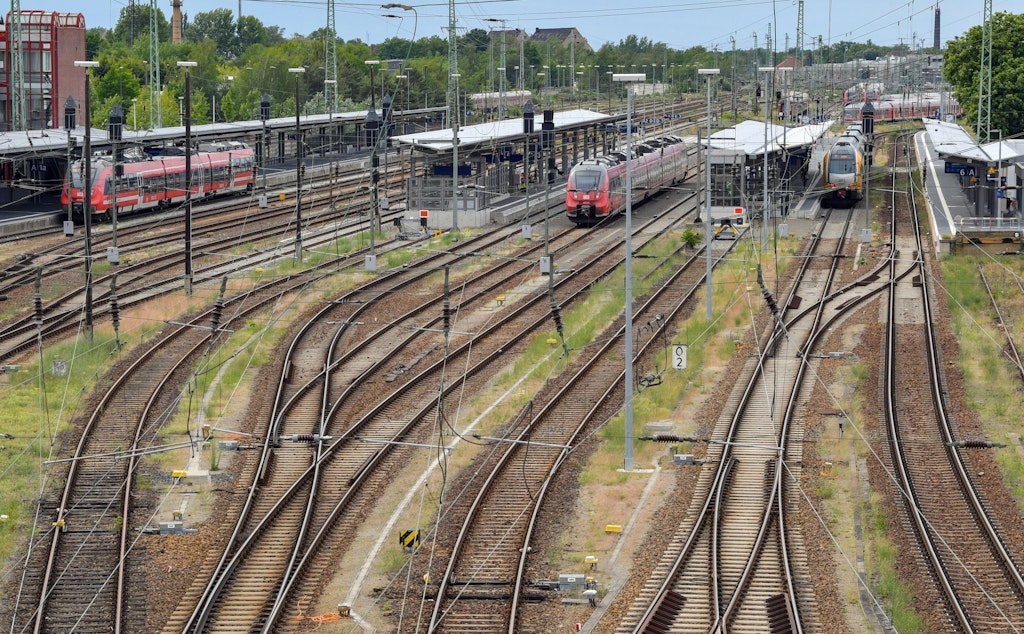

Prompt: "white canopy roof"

[707,119,831,157]
[393,108,611,153]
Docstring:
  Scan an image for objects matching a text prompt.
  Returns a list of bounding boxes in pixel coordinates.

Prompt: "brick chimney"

[172,0,183,43]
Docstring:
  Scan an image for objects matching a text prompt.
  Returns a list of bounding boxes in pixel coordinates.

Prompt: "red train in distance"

[566,135,689,226]
[62,141,256,223]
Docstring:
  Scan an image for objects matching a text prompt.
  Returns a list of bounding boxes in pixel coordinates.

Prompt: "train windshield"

[830,154,856,174]
[570,168,603,191]
[69,161,99,189]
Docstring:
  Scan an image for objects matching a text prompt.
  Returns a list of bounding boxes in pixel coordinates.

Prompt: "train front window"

[830,155,856,174]
[570,169,603,191]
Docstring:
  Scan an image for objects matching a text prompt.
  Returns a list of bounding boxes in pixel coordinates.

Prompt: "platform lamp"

[63,96,76,231]
[107,103,123,258]
[177,60,197,294]
[73,60,98,340]
[698,68,719,322]
[612,71,644,473]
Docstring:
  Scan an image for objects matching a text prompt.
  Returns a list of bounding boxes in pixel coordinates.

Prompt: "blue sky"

[31,0,990,53]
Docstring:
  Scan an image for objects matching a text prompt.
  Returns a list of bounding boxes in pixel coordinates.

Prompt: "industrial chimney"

[172,0,183,44]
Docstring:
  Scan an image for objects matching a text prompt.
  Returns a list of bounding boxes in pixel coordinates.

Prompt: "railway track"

[173,188,698,632]
[398,199,728,632]
[880,134,1024,631]
[4,172,548,632]
[0,152,414,310]
[0,165,420,362]
[6,266,345,633]
[612,196,900,632]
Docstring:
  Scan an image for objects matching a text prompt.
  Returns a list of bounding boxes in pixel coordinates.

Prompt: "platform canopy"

[393,108,613,154]
[925,117,1024,165]
[705,119,830,158]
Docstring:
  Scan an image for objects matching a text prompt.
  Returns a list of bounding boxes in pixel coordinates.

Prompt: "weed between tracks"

[944,256,1024,507]
[0,323,158,574]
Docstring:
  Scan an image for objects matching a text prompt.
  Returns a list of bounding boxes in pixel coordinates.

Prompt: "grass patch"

[942,256,1024,511]
[378,545,409,576]
[0,324,159,567]
[865,494,926,632]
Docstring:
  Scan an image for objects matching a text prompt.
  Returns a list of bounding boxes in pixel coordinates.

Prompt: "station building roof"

[393,108,612,154]
[924,116,1024,165]
[706,119,831,157]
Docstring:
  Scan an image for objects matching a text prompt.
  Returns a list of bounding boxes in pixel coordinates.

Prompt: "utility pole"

[325,0,338,116]
[10,2,23,130]
[150,0,161,128]
[447,0,460,232]
[730,35,736,122]
[977,0,993,141]
[178,60,197,294]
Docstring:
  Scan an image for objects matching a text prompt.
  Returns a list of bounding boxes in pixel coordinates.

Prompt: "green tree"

[944,11,1024,138]
[112,3,171,44]
[237,15,269,53]
[94,64,142,108]
[187,8,239,59]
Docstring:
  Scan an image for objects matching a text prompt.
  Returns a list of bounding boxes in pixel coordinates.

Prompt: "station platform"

[916,127,1024,255]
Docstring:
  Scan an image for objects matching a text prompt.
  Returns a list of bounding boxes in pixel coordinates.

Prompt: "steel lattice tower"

[796,0,804,63]
[447,0,457,119]
[9,0,23,130]
[325,0,337,114]
[150,0,161,128]
[976,0,992,141]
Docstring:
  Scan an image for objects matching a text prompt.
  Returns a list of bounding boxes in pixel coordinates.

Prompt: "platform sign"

[945,162,970,174]
[673,345,688,370]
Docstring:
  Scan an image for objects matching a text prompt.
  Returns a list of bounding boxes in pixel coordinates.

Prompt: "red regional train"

[63,141,256,222]
[842,93,961,123]
[566,135,689,226]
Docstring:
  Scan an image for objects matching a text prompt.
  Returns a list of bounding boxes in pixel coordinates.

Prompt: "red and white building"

[0,11,87,131]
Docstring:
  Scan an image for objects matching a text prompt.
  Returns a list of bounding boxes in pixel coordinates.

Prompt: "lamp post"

[73,61,98,340]
[396,73,409,187]
[989,129,1002,222]
[131,97,137,129]
[612,72,644,473]
[759,66,773,251]
[63,96,76,227]
[288,67,305,262]
[365,60,381,270]
[177,60,197,294]
[365,106,380,271]
[484,18,507,119]
[450,72,461,232]
[324,78,338,203]
[698,68,720,322]
[606,71,613,112]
